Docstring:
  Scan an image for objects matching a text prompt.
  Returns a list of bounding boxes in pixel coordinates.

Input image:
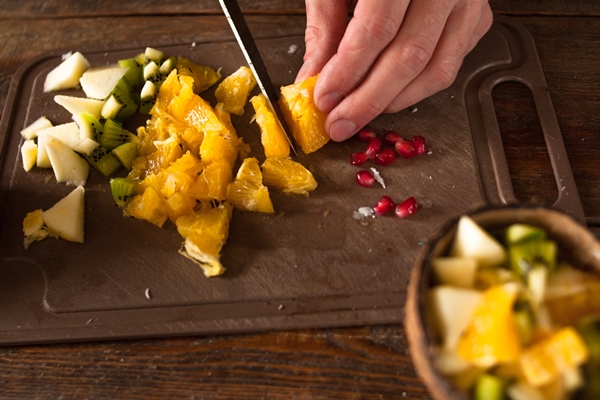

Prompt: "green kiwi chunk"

[506,223,546,245]
[85,146,122,177]
[77,112,103,142]
[139,80,157,115]
[118,57,144,89]
[144,47,164,65]
[473,374,506,400]
[101,78,138,121]
[112,142,138,170]
[508,239,557,279]
[101,119,140,151]
[109,177,137,207]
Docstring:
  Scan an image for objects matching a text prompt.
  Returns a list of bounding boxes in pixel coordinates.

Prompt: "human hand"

[296,0,493,142]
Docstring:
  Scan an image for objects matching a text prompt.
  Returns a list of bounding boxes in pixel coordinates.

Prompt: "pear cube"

[42,186,85,243]
[43,51,90,92]
[79,66,128,99]
[54,95,105,120]
[20,116,53,140]
[45,137,90,186]
[450,215,507,267]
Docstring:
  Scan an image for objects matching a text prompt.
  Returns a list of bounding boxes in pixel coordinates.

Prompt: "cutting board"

[0,15,583,345]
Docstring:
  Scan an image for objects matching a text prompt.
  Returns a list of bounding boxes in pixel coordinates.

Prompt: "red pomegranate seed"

[356,127,377,142]
[365,137,382,160]
[373,195,396,216]
[395,196,418,218]
[355,170,375,187]
[394,139,415,159]
[374,148,396,166]
[411,135,427,155]
[382,130,403,146]
[350,151,367,166]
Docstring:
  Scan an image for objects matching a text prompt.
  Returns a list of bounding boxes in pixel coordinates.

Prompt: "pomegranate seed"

[373,195,396,216]
[395,196,418,218]
[382,130,403,146]
[350,151,367,166]
[374,148,396,166]
[355,170,375,187]
[365,137,382,160]
[411,135,427,155]
[356,127,377,142]
[394,139,415,159]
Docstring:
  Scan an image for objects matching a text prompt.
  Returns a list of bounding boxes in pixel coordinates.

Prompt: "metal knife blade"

[219,0,298,155]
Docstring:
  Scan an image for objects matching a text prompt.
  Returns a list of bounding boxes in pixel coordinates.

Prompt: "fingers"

[384,2,493,113]
[295,0,352,83]
[313,0,410,113]
[326,0,454,141]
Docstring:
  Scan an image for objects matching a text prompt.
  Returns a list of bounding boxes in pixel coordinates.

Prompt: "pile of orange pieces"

[119,60,329,277]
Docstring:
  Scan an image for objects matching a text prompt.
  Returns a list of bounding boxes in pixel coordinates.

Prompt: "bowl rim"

[405,204,600,400]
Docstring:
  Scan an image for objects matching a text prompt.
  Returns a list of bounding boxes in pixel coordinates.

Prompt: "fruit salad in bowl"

[405,205,600,400]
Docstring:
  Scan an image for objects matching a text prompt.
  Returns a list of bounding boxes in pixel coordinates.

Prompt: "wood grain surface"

[1,1,599,398]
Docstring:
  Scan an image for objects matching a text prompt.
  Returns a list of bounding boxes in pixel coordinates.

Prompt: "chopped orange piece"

[458,283,521,367]
[200,130,238,168]
[165,192,196,222]
[279,74,329,154]
[214,66,257,116]
[250,93,290,158]
[176,57,221,94]
[261,156,317,195]
[124,186,169,227]
[227,157,274,213]
[191,158,233,201]
[176,202,233,277]
[519,327,589,387]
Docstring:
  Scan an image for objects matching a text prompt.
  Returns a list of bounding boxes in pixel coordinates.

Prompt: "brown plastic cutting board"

[0,15,584,345]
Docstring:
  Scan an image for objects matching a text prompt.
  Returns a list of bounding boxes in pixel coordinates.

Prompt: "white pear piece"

[450,215,507,267]
[79,66,128,99]
[427,286,483,350]
[43,51,90,92]
[431,257,478,288]
[45,137,90,186]
[20,116,53,140]
[36,122,81,168]
[21,139,38,172]
[73,137,99,156]
[42,186,85,243]
[54,95,105,119]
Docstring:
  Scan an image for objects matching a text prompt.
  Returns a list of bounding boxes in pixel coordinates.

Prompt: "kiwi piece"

[139,80,157,115]
[85,145,122,177]
[109,177,137,207]
[473,374,506,400]
[144,47,164,65]
[506,223,547,245]
[101,79,138,121]
[159,56,177,75]
[101,119,140,151]
[118,57,144,89]
[508,239,558,279]
[112,142,138,170]
[77,112,103,142]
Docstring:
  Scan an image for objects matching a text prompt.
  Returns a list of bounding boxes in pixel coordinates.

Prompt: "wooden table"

[1,1,599,398]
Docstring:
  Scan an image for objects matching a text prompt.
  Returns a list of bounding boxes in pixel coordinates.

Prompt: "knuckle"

[363,14,401,44]
[433,59,460,89]
[397,36,436,74]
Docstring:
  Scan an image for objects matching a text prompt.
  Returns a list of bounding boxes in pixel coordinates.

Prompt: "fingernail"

[317,92,343,113]
[328,119,357,142]
[295,61,312,83]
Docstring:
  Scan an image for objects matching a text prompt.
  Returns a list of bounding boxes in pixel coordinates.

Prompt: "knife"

[218,0,298,155]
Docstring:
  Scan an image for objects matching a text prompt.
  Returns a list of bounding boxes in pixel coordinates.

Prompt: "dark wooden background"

[1,1,599,398]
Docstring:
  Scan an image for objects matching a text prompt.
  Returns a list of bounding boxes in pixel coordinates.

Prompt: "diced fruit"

[450,215,507,267]
[473,373,507,400]
[35,132,52,168]
[527,266,547,304]
[100,80,137,120]
[20,116,52,140]
[139,80,158,114]
[36,122,81,150]
[79,66,128,99]
[73,137,99,156]
[395,196,418,218]
[427,285,483,350]
[23,209,51,249]
[355,169,375,187]
[431,257,478,288]
[176,202,233,277]
[144,47,165,65]
[175,57,221,93]
[118,56,144,88]
[110,177,137,207]
[43,51,90,92]
[45,137,90,186]
[100,119,140,151]
[215,66,257,116]
[261,156,318,195]
[519,327,589,387]
[124,186,168,227]
[458,283,521,367]
[506,381,546,400]
[21,139,37,172]
[42,185,85,243]
[191,158,232,201]
[577,314,600,363]
[112,142,138,170]
[506,223,547,244]
[227,157,274,213]
[250,93,290,158]
[279,74,329,154]
[513,296,536,345]
[84,146,122,177]
[143,61,161,83]
[508,239,557,279]
[373,195,395,215]
[76,112,103,141]
[54,95,105,119]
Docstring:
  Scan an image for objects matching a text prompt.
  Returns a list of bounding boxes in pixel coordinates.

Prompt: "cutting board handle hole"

[492,80,557,206]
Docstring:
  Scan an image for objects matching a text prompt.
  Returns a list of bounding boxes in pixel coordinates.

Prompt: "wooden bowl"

[405,205,600,400]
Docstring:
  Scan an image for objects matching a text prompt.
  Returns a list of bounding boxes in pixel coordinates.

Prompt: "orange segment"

[191,158,233,201]
[175,202,233,277]
[250,94,290,158]
[124,186,169,227]
[458,283,521,367]
[227,157,274,213]
[519,327,589,387]
[261,156,317,195]
[279,74,329,154]
[214,66,257,116]
[175,57,222,94]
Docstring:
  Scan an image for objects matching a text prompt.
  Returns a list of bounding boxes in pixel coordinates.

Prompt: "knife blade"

[219,0,298,155]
